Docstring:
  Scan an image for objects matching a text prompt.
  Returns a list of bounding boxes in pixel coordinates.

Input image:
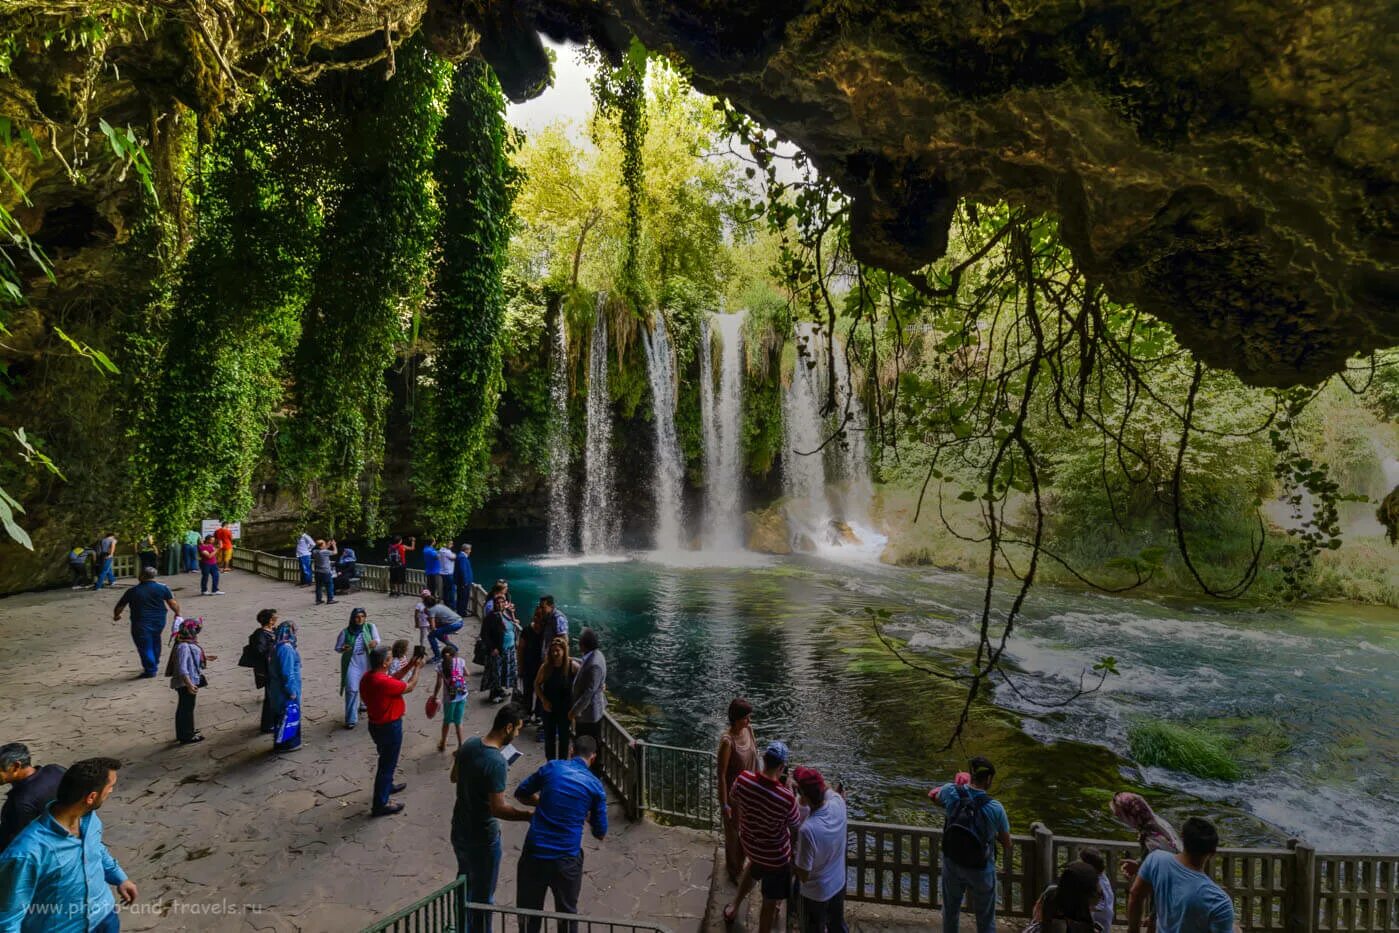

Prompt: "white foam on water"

[636,548,774,570]
[531,554,632,568]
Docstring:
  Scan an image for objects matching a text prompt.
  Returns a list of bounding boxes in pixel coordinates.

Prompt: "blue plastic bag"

[276,701,301,747]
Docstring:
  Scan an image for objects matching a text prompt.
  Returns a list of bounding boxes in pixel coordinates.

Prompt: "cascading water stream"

[782,321,880,551]
[580,299,620,554]
[546,316,574,554]
[641,313,686,552]
[703,312,748,550]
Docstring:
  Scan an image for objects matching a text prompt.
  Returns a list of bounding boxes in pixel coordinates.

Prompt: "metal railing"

[227,547,484,610]
[224,549,1396,933]
[361,878,673,933]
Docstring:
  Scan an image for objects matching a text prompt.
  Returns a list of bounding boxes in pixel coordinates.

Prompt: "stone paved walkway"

[0,571,714,931]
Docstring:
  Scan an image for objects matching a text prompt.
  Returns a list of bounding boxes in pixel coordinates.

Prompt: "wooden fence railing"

[223,549,1395,933]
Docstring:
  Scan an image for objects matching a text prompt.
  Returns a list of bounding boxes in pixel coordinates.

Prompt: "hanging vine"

[719,99,1354,748]
[410,58,520,533]
[147,84,344,541]
[282,38,451,537]
[583,39,649,310]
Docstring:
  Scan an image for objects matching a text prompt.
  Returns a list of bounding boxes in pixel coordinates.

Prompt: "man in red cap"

[793,767,848,932]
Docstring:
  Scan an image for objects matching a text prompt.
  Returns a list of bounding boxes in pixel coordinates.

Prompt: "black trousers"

[175,689,198,742]
[517,850,583,933]
[260,685,278,732]
[541,710,571,761]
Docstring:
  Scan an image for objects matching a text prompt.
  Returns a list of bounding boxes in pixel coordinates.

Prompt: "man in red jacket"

[359,646,424,817]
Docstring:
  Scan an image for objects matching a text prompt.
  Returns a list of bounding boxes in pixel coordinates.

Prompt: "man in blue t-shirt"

[513,735,608,930]
[421,538,441,599]
[933,756,1011,933]
[1129,817,1235,933]
[112,568,179,677]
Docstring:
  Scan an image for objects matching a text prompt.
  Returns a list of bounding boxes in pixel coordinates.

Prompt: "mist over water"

[478,540,1398,852]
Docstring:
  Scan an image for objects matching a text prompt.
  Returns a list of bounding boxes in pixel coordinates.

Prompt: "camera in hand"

[412,645,427,659]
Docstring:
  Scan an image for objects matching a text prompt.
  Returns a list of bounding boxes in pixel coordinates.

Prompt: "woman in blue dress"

[268,621,302,752]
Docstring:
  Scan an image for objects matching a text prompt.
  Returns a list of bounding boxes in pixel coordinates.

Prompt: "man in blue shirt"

[933,756,1012,933]
[1129,817,1235,933]
[0,757,137,932]
[112,568,179,678]
[513,735,608,931]
[421,538,441,600]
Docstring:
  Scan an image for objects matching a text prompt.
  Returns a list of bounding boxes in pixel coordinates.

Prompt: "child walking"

[434,643,469,752]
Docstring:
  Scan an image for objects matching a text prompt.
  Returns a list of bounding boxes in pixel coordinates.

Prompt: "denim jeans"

[200,563,220,594]
[344,688,360,727]
[315,571,335,603]
[428,619,464,659]
[93,911,120,933]
[440,574,456,609]
[95,557,115,589]
[130,620,164,676]
[298,554,312,584]
[941,861,998,933]
[367,718,402,810]
[802,891,848,933]
[455,836,503,933]
[182,543,198,572]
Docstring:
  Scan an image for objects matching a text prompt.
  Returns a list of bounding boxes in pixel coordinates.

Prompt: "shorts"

[443,698,467,725]
[389,565,405,584]
[749,862,792,901]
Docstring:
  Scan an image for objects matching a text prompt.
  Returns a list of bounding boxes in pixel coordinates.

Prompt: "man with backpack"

[933,756,1012,933]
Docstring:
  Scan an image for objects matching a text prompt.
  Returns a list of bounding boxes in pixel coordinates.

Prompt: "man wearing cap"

[723,740,802,932]
[794,767,848,932]
[933,755,1012,933]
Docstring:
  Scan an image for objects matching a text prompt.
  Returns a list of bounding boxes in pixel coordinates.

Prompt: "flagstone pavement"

[0,570,715,931]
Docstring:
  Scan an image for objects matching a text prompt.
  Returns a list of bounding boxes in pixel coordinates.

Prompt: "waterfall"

[782,321,879,550]
[641,313,686,552]
[580,300,620,554]
[546,316,573,554]
[702,312,748,550]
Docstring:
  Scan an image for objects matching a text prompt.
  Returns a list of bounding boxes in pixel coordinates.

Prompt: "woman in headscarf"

[335,608,379,729]
[268,621,302,753]
[166,618,214,745]
[1111,792,1182,878]
[716,698,758,883]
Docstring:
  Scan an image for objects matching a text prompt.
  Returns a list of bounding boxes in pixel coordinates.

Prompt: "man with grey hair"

[112,567,179,678]
[0,744,64,852]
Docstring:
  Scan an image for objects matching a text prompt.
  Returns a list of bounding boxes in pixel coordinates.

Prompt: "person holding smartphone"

[359,646,424,817]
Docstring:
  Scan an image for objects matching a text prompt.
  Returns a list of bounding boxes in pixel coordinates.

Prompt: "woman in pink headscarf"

[1111,792,1181,878]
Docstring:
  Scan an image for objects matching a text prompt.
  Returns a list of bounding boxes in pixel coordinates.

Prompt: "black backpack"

[941,786,993,870]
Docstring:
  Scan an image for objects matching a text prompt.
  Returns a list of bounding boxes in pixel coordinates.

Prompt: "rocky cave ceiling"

[2,0,1395,387]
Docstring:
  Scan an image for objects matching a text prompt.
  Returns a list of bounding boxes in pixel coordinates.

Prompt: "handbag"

[425,695,440,719]
[472,637,486,666]
[277,701,301,745]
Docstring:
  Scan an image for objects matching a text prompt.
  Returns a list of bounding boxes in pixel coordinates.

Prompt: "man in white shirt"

[295,532,315,586]
[793,766,848,932]
[439,540,457,611]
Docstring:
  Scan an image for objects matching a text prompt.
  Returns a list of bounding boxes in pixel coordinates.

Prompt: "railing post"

[628,740,645,822]
[1289,839,1316,933]
[1032,822,1054,898]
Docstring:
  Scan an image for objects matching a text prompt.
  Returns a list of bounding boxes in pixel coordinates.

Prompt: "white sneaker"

[213,590,226,595]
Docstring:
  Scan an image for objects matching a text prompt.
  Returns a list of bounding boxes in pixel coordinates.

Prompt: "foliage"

[1127,721,1242,781]
[583,38,650,309]
[282,41,451,537]
[148,84,342,541]
[411,59,520,534]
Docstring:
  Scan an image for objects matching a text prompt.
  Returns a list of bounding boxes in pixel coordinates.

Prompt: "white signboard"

[200,520,242,539]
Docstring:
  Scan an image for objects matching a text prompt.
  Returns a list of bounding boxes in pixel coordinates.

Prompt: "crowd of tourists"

[6,537,1242,933]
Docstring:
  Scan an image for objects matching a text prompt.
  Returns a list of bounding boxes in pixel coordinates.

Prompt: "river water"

[470,538,1396,852]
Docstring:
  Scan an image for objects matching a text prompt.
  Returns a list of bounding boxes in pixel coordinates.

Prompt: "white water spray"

[702,312,747,550]
[546,316,574,554]
[580,299,620,554]
[642,313,687,552]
